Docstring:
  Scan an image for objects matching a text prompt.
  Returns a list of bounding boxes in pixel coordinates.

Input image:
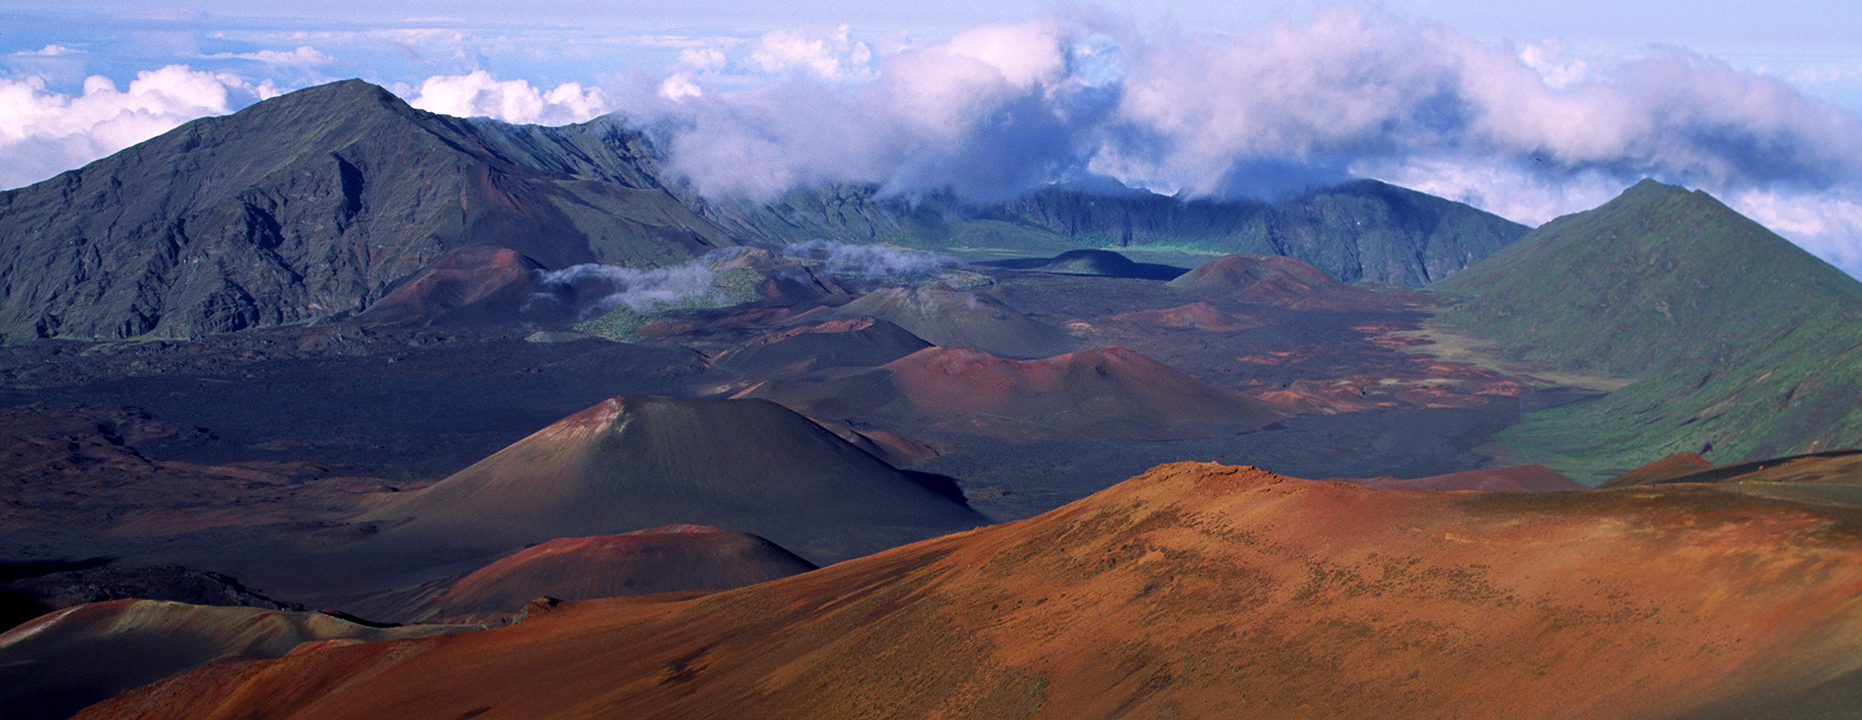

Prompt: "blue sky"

[4,1,1862,273]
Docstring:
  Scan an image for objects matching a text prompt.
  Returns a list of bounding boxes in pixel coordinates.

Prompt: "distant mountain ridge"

[1434,179,1862,478]
[699,180,1529,286]
[0,79,1528,341]
[981,180,1528,285]
[0,80,735,340]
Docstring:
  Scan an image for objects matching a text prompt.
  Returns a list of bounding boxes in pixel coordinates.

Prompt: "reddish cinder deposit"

[353,245,546,327]
[76,462,1862,720]
[381,527,817,622]
[1338,463,1587,492]
[1168,254,1394,308]
[1106,302,1259,331]
[1601,453,1719,487]
[804,286,1074,358]
[745,345,1281,441]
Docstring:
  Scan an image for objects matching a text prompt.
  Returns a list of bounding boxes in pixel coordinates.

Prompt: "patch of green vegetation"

[928,219,1082,257]
[575,305,649,342]
[1501,306,1862,483]
[573,266,764,342]
[1436,180,1862,482]
[1105,242,1233,257]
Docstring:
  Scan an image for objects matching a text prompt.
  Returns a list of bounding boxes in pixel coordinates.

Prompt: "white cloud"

[0,65,275,189]
[659,73,703,101]
[1517,40,1591,90]
[5,8,1862,276]
[535,261,721,316]
[746,25,873,80]
[935,21,1069,88]
[1350,156,1628,228]
[405,70,613,125]
[205,46,334,66]
[13,44,78,58]
[638,8,1862,274]
[1728,188,1862,274]
[655,18,1080,201]
[678,47,727,72]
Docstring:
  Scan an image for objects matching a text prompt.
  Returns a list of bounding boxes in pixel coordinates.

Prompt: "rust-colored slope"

[1342,463,1586,492]
[353,245,548,327]
[745,345,1281,441]
[1169,253,1341,303]
[1105,302,1259,331]
[1600,452,1718,487]
[1617,450,1862,512]
[81,462,1862,720]
[807,286,1073,358]
[1168,254,1401,308]
[0,600,469,720]
[1635,449,1862,487]
[374,526,817,623]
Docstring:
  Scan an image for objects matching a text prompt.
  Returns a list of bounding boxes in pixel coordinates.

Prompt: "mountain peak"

[1601,178,1741,224]
[268,77,399,105]
[0,79,732,341]
[1437,180,1862,376]
[152,78,422,153]
[1623,176,1686,195]
[1434,180,1862,475]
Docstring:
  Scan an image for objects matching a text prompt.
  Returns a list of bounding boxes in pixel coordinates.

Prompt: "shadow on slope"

[979,249,1188,280]
[353,526,817,624]
[0,599,472,720]
[353,395,989,570]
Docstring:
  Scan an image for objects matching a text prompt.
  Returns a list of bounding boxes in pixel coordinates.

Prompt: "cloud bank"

[621,8,1862,272]
[780,240,957,281]
[0,66,278,189]
[404,71,615,125]
[531,261,723,318]
[531,242,953,319]
[5,7,1862,273]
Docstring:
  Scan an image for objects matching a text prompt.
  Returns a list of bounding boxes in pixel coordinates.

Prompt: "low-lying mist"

[526,242,960,321]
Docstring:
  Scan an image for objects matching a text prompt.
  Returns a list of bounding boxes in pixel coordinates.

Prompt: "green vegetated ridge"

[1433,179,1862,482]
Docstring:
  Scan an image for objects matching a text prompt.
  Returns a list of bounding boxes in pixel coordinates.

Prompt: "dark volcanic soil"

[0,324,706,481]
[0,262,1583,609]
[0,325,709,602]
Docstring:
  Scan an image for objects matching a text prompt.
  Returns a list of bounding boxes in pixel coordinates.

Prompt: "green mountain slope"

[1434,180,1862,480]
